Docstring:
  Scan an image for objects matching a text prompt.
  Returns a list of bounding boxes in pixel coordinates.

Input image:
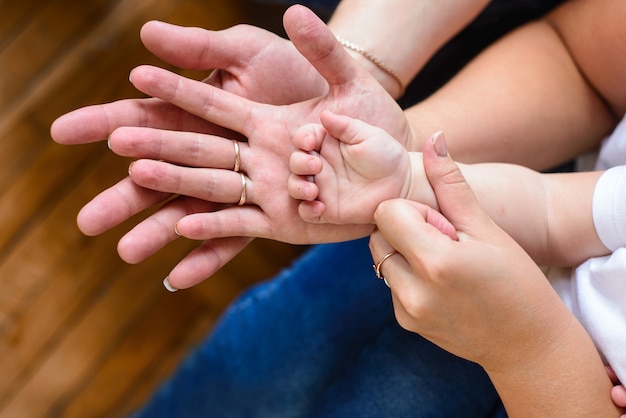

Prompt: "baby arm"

[289,112,610,267]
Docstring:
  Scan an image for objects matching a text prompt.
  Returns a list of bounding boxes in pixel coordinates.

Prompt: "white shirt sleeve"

[592,165,626,251]
[572,251,626,383]
[550,165,626,383]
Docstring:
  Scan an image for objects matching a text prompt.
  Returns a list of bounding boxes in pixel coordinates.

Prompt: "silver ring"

[232,140,241,173]
[373,250,398,287]
[237,172,247,206]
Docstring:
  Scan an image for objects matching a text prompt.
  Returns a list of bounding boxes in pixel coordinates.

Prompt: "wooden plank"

[0,0,183,137]
[0,121,46,193]
[0,0,119,114]
[0,238,195,418]
[0,0,42,49]
[0,151,135,403]
[113,309,217,417]
[0,1,303,416]
[0,219,131,403]
[0,147,114,320]
[0,141,100,254]
[58,289,211,418]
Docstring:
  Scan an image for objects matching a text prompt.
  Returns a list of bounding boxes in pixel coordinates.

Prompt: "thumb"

[423,131,491,233]
[283,5,360,87]
[141,21,220,70]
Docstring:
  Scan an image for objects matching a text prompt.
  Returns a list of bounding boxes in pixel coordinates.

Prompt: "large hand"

[141,20,329,105]
[53,7,409,287]
[50,10,333,287]
[53,18,327,231]
[53,20,327,147]
[288,111,412,224]
[106,5,411,288]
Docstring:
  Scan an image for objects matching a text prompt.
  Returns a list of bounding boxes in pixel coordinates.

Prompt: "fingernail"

[174,223,181,236]
[432,131,447,157]
[163,277,178,292]
[128,161,134,176]
[107,138,112,150]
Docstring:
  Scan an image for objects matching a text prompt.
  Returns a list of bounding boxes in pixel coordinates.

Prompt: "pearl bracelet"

[336,36,405,96]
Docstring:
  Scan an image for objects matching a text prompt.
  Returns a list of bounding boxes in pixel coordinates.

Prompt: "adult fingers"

[117,196,218,264]
[129,65,258,137]
[174,207,363,244]
[370,199,458,334]
[369,227,406,286]
[50,97,219,145]
[175,207,280,241]
[369,224,428,326]
[141,21,224,71]
[109,127,243,169]
[51,100,154,145]
[165,236,254,290]
[373,199,455,267]
[128,160,252,206]
[283,5,360,88]
[422,131,492,234]
[76,176,171,236]
[141,21,271,73]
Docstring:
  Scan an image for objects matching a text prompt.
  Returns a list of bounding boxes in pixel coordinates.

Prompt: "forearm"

[328,0,489,98]
[488,306,620,417]
[404,18,616,169]
[407,153,608,266]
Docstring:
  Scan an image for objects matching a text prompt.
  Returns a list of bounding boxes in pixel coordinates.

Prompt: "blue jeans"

[132,239,502,417]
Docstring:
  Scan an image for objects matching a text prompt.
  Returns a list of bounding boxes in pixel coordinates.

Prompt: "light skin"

[288,111,608,267]
[608,366,626,413]
[48,0,626,412]
[290,112,626,413]
[52,6,415,287]
[51,1,567,287]
[369,134,621,416]
[51,1,624,288]
[327,0,490,97]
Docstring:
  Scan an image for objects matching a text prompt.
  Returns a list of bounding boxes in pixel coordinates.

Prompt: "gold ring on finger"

[232,140,241,173]
[237,172,247,206]
[373,250,398,287]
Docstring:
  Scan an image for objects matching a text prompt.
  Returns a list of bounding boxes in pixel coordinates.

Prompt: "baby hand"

[288,111,411,224]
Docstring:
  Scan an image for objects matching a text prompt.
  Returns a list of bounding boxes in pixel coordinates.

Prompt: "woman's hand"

[370,132,620,416]
[370,133,563,368]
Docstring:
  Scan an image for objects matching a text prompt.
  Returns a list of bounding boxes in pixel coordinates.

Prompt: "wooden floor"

[0,1,307,416]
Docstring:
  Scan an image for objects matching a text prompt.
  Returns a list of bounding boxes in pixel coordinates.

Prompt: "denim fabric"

[131,239,500,417]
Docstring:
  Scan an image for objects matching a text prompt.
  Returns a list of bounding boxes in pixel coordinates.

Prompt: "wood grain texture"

[1,1,304,416]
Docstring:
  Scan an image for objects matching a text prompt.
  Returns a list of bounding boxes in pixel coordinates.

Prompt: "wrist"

[336,36,406,98]
[405,152,438,210]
